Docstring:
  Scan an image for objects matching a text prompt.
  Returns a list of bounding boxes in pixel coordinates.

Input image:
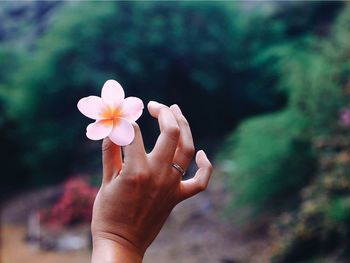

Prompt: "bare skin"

[91,101,213,262]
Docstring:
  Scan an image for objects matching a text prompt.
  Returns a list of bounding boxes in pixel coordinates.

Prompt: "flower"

[77,79,144,146]
[340,107,350,127]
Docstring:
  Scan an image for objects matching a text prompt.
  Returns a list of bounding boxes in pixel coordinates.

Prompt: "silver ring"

[171,163,186,176]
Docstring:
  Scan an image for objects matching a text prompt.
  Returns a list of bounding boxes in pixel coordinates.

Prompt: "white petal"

[101,79,125,108]
[121,97,144,122]
[77,96,108,120]
[86,120,113,140]
[108,118,134,146]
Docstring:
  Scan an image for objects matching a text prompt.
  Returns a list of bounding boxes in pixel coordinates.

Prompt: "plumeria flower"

[77,79,144,146]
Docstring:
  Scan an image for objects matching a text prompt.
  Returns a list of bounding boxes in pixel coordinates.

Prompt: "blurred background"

[1,1,350,262]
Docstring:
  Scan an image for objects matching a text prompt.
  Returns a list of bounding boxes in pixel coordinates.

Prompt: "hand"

[91,101,213,262]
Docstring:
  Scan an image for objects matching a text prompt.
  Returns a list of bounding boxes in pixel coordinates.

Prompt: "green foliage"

[280,42,345,136]
[271,129,350,262]
[326,196,350,223]
[3,1,247,187]
[223,110,314,214]
[281,4,350,136]
[0,46,30,195]
[1,1,303,190]
[219,3,348,218]
[0,1,345,201]
[267,6,350,262]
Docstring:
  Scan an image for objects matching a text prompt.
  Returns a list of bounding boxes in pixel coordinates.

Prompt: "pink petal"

[86,120,113,140]
[77,96,108,120]
[121,97,144,122]
[101,79,125,108]
[108,118,134,146]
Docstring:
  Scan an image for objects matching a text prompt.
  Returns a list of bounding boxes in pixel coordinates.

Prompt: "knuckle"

[179,115,190,127]
[182,145,195,159]
[153,177,164,188]
[164,125,180,140]
[193,177,207,192]
[132,122,141,132]
[102,138,113,152]
[207,163,213,174]
[197,181,207,192]
[135,170,149,182]
[123,168,150,184]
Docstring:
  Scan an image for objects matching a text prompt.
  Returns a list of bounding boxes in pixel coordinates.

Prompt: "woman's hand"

[91,101,212,262]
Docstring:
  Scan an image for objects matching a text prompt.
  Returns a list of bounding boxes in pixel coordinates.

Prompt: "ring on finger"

[171,163,186,176]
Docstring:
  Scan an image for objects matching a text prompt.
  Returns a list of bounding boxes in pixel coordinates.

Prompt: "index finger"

[148,101,180,164]
[102,137,122,184]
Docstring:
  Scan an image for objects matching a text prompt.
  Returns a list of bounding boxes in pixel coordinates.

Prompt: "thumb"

[102,137,122,184]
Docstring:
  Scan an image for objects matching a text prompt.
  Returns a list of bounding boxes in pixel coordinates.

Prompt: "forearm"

[91,236,142,263]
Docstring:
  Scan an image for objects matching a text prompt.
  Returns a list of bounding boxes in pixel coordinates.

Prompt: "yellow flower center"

[101,106,123,126]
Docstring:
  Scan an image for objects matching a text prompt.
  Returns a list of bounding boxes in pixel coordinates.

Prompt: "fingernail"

[148,101,159,106]
[171,104,182,115]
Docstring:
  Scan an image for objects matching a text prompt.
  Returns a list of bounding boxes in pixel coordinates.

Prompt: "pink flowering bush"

[40,177,98,227]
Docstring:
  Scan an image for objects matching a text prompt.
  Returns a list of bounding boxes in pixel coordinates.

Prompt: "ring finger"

[170,104,195,177]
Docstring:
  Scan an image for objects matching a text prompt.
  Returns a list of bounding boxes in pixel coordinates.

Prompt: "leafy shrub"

[2,1,286,188]
[280,44,345,136]
[326,196,350,223]
[271,128,350,262]
[221,110,315,215]
[220,4,349,219]
[270,7,350,261]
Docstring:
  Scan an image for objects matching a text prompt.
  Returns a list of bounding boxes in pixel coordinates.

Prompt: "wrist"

[91,232,143,263]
